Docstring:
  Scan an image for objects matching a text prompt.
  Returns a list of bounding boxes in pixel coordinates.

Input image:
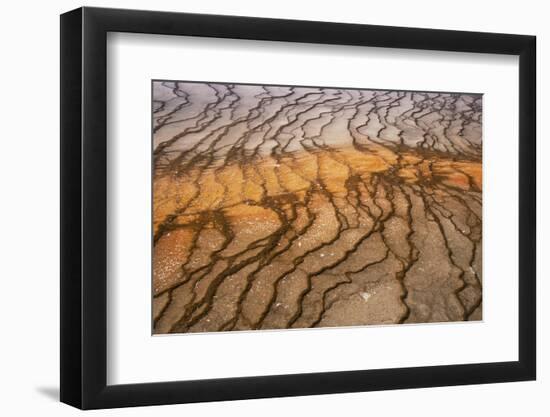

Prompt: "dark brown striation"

[152,81,482,334]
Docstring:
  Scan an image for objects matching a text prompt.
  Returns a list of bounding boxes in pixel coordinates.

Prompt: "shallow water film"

[152,81,482,334]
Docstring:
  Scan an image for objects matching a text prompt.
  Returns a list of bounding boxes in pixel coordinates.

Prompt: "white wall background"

[0,0,546,415]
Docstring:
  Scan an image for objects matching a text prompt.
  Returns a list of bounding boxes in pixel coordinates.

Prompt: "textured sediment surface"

[152,81,482,334]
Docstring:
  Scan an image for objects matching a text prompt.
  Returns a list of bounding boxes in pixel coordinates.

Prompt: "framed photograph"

[60,6,536,409]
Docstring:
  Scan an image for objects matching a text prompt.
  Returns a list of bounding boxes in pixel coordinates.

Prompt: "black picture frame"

[60,6,536,410]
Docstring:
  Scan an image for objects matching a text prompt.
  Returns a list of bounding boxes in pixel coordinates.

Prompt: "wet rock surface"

[152,81,482,334]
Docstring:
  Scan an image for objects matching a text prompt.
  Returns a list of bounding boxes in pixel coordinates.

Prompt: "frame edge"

[60,7,84,409]
[518,34,537,380]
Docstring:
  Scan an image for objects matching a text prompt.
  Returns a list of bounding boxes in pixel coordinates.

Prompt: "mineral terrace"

[152,81,482,334]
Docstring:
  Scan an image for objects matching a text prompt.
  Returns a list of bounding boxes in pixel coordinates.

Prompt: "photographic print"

[152,81,482,335]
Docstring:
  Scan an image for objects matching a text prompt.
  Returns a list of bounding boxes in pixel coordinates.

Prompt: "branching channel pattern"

[152,81,482,334]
